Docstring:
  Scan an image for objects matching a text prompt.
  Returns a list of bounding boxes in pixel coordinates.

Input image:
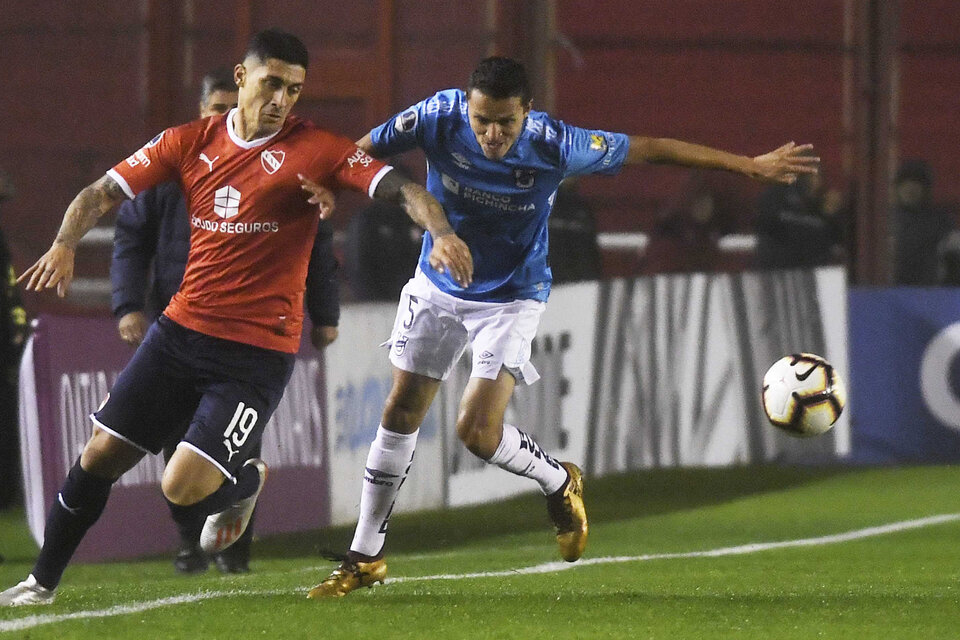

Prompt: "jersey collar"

[226,108,283,149]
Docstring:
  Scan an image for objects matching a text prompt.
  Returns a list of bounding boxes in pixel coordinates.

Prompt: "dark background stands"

[548,179,602,284]
[892,159,955,285]
[754,172,847,270]
[344,199,422,301]
[0,171,29,509]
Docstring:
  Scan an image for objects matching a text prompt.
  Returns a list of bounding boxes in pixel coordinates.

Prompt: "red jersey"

[108,111,391,353]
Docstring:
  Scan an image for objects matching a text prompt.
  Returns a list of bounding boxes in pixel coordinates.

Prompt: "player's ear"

[523,99,533,116]
[234,63,245,88]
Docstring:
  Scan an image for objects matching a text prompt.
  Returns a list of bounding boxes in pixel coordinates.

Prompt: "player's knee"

[382,396,426,434]
[161,470,213,506]
[79,429,143,480]
[163,446,231,505]
[455,411,500,459]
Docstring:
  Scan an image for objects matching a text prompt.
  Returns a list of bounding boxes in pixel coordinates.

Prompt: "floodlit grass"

[2,464,959,638]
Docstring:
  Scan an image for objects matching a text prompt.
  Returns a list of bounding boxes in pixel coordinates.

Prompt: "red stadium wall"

[554,0,847,232]
[2,1,959,313]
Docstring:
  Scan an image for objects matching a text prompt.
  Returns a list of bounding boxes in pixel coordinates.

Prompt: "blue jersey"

[369,89,629,302]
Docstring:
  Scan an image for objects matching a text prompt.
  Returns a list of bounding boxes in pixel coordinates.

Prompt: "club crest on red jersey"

[261,149,286,175]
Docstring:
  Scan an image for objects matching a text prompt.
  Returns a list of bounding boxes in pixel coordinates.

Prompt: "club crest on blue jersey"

[514,168,536,189]
[451,152,471,170]
[395,109,418,133]
[589,134,607,152]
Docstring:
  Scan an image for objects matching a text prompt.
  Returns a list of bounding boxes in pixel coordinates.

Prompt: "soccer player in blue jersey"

[306,56,819,598]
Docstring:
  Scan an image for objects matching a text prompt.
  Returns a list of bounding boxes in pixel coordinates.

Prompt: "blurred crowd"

[336,155,958,300]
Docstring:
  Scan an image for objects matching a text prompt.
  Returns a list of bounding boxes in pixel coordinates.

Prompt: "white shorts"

[385,270,544,384]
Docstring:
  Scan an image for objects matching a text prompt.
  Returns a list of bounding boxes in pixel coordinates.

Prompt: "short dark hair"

[467,56,530,103]
[244,29,309,69]
[199,68,236,104]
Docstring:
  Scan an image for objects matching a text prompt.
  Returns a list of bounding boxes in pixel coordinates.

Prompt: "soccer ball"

[761,353,846,437]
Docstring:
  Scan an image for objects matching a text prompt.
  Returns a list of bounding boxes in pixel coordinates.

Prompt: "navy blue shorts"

[93,316,294,480]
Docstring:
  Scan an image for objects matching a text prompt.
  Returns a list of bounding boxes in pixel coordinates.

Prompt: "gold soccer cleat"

[546,462,588,562]
[307,557,387,599]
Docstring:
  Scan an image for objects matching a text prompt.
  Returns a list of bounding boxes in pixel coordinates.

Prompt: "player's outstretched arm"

[627,137,819,184]
[18,174,127,297]
[374,170,473,288]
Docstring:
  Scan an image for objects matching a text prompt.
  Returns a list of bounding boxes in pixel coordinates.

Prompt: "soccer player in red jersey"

[3,29,472,606]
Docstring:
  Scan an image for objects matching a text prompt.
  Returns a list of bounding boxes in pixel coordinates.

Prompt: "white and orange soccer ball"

[761,353,846,437]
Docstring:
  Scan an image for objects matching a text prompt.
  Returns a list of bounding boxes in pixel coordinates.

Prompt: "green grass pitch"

[2,464,959,639]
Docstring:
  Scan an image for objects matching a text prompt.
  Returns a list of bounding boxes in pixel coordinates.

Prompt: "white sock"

[349,424,418,558]
[487,423,568,495]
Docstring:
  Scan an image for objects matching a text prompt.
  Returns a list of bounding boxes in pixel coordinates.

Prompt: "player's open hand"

[752,142,820,184]
[298,173,337,219]
[429,232,473,288]
[17,242,76,298]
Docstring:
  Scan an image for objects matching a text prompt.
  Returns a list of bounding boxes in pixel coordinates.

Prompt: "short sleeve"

[107,127,183,199]
[327,138,393,198]
[559,123,630,177]
[368,93,439,156]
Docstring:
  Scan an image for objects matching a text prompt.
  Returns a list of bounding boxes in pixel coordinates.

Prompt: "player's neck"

[232,109,275,142]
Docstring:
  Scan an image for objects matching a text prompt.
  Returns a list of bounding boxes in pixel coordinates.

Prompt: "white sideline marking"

[0,588,294,633]
[388,512,960,583]
[3,513,958,633]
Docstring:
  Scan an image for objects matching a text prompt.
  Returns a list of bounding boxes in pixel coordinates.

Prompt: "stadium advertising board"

[18,315,330,560]
[323,302,445,525]
[588,267,849,474]
[849,289,960,462]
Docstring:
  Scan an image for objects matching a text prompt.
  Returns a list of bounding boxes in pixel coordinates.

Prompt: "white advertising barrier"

[588,267,849,475]
[323,301,445,525]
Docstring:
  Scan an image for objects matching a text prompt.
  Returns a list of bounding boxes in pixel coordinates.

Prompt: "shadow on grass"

[253,464,852,560]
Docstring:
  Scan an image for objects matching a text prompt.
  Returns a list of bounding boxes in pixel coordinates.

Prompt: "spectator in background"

[0,170,29,509]
[344,190,422,301]
[547,178,601,283]
[893,159,954,285]
[110,69,341,575]
[754,169,846,270]
[111,69,238,345]
[645,171,734,273]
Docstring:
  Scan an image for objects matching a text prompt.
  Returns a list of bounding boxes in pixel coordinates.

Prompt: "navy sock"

[165,463,260,534]
[166,501,205,546]
[32,458,114,590]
